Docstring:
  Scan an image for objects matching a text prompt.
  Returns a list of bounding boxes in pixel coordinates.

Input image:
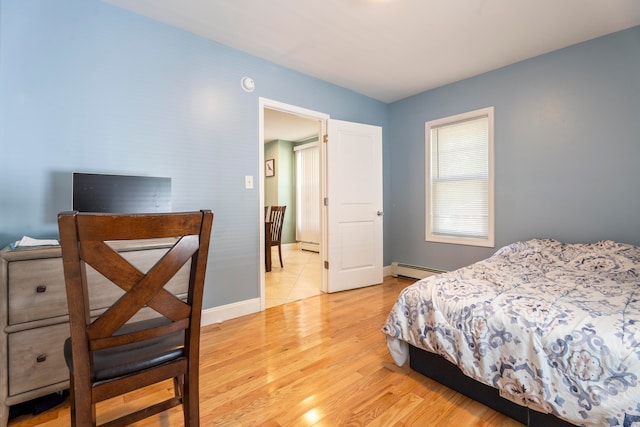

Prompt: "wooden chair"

[268,205,286,268]
[57,210,213,427]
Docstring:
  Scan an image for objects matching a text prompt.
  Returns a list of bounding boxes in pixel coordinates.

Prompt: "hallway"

[265,245,321,308]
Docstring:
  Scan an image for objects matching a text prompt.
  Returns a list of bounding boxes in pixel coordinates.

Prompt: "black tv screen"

[72,173,172,213]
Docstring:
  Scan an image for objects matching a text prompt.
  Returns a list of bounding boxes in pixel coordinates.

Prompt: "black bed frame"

[409,345,577,427]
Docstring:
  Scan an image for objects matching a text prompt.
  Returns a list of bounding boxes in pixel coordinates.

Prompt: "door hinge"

[323,197,328,206]
[324,261,329,269]
[323,134,328,143]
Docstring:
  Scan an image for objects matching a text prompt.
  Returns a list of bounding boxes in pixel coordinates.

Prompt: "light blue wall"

[388,26,640,271]
[264,139,296,244]
[2,1,638,306]
[264,142,279,209]
[277,140,296,244]
[0,0,388,309]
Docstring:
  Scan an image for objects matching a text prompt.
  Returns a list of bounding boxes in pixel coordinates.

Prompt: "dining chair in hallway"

[57,210,213,427]
[268,205,286,268]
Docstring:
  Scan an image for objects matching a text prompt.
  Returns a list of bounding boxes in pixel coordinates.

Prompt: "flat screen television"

[72,173,172,213]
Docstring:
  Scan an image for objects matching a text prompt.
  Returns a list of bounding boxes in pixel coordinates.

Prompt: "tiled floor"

[265,244,322,308]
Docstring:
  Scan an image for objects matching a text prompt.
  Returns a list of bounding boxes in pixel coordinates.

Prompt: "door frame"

[258,98,330,310]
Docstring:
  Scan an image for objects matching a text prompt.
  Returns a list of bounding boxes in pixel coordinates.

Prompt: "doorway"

[259,99,329,310]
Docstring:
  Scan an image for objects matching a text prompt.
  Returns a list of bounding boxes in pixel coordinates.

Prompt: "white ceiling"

[263,109,320,143]
[102,0,640,142]
[105,0,640,104]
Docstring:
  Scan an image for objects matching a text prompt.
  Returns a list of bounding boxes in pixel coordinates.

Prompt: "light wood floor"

[9,276,523,427]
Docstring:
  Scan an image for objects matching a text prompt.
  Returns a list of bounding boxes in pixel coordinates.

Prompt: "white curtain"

[294,142,320,245]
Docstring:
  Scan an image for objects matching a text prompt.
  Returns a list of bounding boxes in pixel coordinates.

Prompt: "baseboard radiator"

[391,262,447,280]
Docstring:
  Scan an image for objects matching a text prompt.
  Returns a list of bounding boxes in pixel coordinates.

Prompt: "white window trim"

[425,106,495,248]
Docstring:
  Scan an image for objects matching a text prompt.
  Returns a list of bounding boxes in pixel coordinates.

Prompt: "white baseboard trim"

[300,242,320,252]
[201,298,261,326]
[383,264,393,277]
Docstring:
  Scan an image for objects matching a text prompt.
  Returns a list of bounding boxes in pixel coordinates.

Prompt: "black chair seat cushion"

[64,317,184,382]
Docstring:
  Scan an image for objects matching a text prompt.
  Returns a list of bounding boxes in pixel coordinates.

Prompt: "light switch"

[245,175,254,189]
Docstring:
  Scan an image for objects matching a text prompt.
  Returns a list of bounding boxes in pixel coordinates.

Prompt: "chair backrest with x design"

[58,210,213,427]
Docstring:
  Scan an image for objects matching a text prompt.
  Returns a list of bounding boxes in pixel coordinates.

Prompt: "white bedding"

[382,239,640,427]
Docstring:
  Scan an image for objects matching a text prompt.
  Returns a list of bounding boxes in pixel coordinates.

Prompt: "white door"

[325,119,383,293]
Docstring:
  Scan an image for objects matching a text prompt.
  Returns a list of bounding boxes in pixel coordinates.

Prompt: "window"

[425,107,494,247]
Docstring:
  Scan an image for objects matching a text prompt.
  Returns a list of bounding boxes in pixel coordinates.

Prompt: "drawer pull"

[36,285,47,293]
[36,354,47,363]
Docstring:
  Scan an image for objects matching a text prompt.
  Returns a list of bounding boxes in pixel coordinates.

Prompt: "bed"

[382,239,640,427]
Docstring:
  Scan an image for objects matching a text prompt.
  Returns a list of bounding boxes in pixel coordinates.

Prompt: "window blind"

[428,113,490,241]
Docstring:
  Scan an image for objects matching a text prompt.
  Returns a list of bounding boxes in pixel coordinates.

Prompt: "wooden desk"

[265,221,272,272]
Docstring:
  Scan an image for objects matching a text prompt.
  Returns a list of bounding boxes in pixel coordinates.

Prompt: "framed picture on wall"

[265,159,275,177]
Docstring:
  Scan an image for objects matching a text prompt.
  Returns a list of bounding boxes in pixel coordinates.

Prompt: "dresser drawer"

[8,323,69,396]
[7,257,68,325]
[8,248,189,325]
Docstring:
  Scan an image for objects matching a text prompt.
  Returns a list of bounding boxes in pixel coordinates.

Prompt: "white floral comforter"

[382,239,640,427]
